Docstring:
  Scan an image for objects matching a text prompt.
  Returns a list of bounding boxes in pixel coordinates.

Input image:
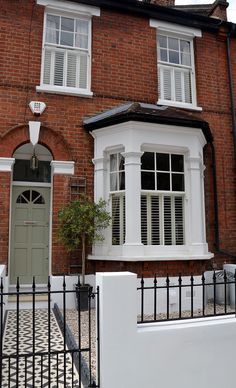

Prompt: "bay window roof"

[83,102,213,142]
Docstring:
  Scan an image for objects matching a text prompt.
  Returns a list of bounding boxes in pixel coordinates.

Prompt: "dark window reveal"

[13,160,51,183]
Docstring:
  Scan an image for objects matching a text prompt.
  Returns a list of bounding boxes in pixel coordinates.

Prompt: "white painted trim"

[89,253,213,262]
[51,160,75,175]
[36,85,93,98]
[0,158,15,172]
[37,0,101,16]
[157,99,202,111]
[150,19,202,37]
[12,181,51,187]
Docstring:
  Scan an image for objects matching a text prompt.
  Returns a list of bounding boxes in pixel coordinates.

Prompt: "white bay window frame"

[90,121,212,262]
[36,0,100,97]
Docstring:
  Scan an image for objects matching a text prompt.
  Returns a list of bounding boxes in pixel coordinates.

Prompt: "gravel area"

[64,303,236,382]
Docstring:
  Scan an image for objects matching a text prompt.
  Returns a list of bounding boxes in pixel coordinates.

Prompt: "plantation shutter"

[174,196,184,245]
[159,66,172,101]
[141,196,148,245]
[151,196,160,245]
[67,52,77,87]
[43,50,52,84]
[54,51,64,86]
[174,69,182,102]
[183,71,192,104]
[112,195,125,245]
[163,196,172,245]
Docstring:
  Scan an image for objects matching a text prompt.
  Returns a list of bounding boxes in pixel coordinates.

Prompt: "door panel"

[10,187,50,284]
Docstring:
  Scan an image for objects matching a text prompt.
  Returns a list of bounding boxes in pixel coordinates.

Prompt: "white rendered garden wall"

[97,272,236,388]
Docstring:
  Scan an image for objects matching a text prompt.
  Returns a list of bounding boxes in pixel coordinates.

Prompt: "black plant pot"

[75,284,90,311]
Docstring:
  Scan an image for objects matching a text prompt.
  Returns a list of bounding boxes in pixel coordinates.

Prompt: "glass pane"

[158,35,167,48]
[169,50,180,64]
[119,172,125,190]
[157,173,170,190]
[76,19,89,34]
[181,53,191,66]
[61,17,74,32]
[110,172,117,191]
[172,174,185,191]
[32,191,45,204]
[156,153,169,171]
[110,154,117,172]
[45,28,59,44]
[13,160,51,183]
[141,152,154,171]
[75,34,88,49]
[168,37,179,51]
[160,49,168,62]
[60,31,74,46]
[141,172,155,190]
[46,14,60,30]
[171,155,184,172]
[118,154,125,171]
[16,194,28,204]
[180,40,190,53]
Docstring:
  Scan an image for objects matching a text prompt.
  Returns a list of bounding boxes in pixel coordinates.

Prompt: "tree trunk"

[81,233,86,286]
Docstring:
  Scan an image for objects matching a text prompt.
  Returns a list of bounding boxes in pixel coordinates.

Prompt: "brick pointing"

[0,0,236,277]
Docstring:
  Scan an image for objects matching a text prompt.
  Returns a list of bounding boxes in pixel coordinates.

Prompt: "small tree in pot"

[58,196,111,308]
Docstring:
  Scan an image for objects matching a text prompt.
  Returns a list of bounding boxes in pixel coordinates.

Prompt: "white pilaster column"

[92,157,107,202]
[187,156,207,254]
[122,151,143,256]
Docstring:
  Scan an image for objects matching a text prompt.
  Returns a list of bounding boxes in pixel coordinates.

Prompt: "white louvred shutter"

[175,196,184,245]
[151,196,160,245]
[67,52,77,87]
[123,196,126,244]
[183,71,192,104]
[43,49,52,85]
[174,69,182,102]
[141,196,148,245]
[54,51,64,86]
[159,66,172,101]
[163,196,172,245]
[112,196,120,245]
[79,54,88,89]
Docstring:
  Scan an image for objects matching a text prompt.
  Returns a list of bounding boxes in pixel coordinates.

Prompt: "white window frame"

[36,0,100,97]
[150,19,202,111]
[141,151,185,246]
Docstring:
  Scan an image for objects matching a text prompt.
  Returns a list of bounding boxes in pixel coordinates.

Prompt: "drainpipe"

[226,24,236,155]
[209,24,236,261]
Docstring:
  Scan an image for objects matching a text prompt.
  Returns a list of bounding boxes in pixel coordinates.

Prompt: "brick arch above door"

[0,123,72,161]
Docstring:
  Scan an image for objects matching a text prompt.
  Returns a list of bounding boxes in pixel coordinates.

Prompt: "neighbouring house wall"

[0,0,236,277]
[97,272,236,388]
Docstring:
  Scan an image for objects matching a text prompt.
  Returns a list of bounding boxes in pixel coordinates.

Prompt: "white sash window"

[141,152,185,246]
[42,13,90,91]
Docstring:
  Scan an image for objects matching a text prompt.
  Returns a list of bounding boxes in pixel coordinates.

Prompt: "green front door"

[10,187,50,284]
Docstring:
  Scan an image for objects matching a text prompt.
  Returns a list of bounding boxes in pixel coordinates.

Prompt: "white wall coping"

[37,0,101,16]
[51,160,75,175]
[0,157,15,172]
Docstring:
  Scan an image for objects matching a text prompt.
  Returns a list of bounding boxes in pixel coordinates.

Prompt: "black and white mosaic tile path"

[2,309,80,387]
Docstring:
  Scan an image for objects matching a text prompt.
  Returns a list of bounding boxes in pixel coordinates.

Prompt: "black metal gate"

[0,276,100,387]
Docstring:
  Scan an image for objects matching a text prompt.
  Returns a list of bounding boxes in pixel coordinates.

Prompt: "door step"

[8,293,48,303]
[7,286,50,310]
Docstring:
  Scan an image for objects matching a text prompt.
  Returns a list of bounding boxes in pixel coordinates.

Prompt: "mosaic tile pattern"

[2,309,80,387]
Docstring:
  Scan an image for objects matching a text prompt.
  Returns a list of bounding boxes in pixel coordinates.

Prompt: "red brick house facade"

[0,0,236,284]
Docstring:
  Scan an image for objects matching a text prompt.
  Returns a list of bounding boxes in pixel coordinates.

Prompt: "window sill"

[157,100,202,112]
[88,253,213,262]
[36,85,93,98]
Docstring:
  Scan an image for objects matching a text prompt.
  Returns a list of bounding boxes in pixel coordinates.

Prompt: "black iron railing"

[137,270,236,324]
[0,276,99,388]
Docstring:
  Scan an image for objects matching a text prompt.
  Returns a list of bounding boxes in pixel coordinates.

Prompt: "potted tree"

[58,195,111,309]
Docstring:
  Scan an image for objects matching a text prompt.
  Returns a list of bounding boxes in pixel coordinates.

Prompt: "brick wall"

[0,0,236,277]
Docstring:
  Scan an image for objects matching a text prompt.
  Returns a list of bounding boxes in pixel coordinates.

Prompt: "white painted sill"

[36,85,93,98]
[157,99,202,112]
